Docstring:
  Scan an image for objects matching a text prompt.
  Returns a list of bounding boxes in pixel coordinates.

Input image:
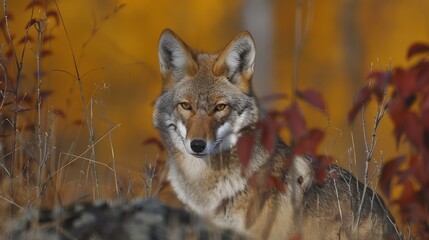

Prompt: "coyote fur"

[153,29,401,240]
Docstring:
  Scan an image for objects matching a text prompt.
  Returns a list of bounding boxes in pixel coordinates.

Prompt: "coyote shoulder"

[153,29,401,239]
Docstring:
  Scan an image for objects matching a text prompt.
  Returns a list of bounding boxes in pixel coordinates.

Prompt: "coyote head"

[153,29,259,158]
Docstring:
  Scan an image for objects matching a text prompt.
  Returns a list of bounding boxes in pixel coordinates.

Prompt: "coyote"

[153,29,401,240]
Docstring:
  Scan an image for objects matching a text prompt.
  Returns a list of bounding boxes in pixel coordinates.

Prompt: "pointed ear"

[213,31,255,91]
[158,29,197,88]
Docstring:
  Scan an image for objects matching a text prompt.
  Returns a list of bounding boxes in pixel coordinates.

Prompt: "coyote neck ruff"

[153,29,401,239]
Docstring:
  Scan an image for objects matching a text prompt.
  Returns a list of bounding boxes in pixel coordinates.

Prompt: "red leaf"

[409,155,427,185]
[40,90,53,99]
[293,129,324,155]
[398,201,428,226]
[368,71,391,101]
[424,129,429,152]
[421,91,429,113]
[284,104,307,141]
[392,68,417,100]
[237,132,255,170]
[380,156,405,197]
[313,155,333,183]
[392,126,404,149]
[24,124,35,131]
[423,111,429,130]
[407,42,429,59]
[257,117,281,153]
[6,48,14,59]
[348,86,372,124]
[403,112,423,148]
[18,35,34,45]
[40,50,52,58]
[73,119,85,126]
[297,89,326,113]
[388,96,422,149]
[414,60,429,89]
[266,175,286,192]
[389,97,406,126]
[46,10,60,26]
[8,106,31,113]
[142,137,164,152]
[25,18,38,30]
[1,14,13,22]
[43,35,55,42]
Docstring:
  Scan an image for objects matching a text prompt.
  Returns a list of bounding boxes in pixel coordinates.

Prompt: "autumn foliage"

[2,1,429,238]
[236,88,331,193]
[349,42,429,238]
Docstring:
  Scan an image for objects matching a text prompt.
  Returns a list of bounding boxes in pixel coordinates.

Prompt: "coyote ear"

[158,29,197,88]
[213,31,255,91]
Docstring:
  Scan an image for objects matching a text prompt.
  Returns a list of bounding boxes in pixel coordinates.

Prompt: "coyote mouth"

[191,153,207,158]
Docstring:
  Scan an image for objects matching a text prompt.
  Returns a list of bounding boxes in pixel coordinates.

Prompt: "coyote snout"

[189,139,206,154]
[153,29,402,239]
[173,101,240,157]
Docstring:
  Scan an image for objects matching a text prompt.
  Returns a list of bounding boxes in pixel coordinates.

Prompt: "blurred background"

[2,0,429,208]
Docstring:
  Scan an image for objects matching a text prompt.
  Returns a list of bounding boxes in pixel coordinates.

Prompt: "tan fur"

[153,29,402,240]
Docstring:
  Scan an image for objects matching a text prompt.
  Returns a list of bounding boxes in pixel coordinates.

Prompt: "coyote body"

[153,29,400,239]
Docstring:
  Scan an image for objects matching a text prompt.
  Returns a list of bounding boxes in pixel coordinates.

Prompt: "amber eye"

[214,104,227,112]
[180,102,192,111]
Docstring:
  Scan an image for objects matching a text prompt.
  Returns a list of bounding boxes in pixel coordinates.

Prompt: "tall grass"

[0,1,167,235]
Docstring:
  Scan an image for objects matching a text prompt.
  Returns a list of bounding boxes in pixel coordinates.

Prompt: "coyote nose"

[190,139,206,153]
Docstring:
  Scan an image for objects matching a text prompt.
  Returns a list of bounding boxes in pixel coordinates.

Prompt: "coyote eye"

[214,104,227,112]
[179,102,192,111]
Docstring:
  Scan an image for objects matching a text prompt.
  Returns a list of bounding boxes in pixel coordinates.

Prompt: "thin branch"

[0,195,23,210]
[60,152,116,172]
[78,1,125,64]
[43,124,120,185]
[35,17,47,192]
[51,0,79,80]
[292,0,313,103]
[354,68,389,229]
[108,132,119,197]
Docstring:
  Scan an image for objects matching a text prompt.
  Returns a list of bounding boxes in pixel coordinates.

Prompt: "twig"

[331,166,344,237]
[108,132,120,197]
[60,152,116,172]
[78,1,125,64]
[354,68,389,229]
[0,161,10,176]
[291,0,313,103]
[0,195,23,210]
[34,16,47,193]
[43,124,120,185]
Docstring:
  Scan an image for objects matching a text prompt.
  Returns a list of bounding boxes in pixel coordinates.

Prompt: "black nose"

[190,139,206,153]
